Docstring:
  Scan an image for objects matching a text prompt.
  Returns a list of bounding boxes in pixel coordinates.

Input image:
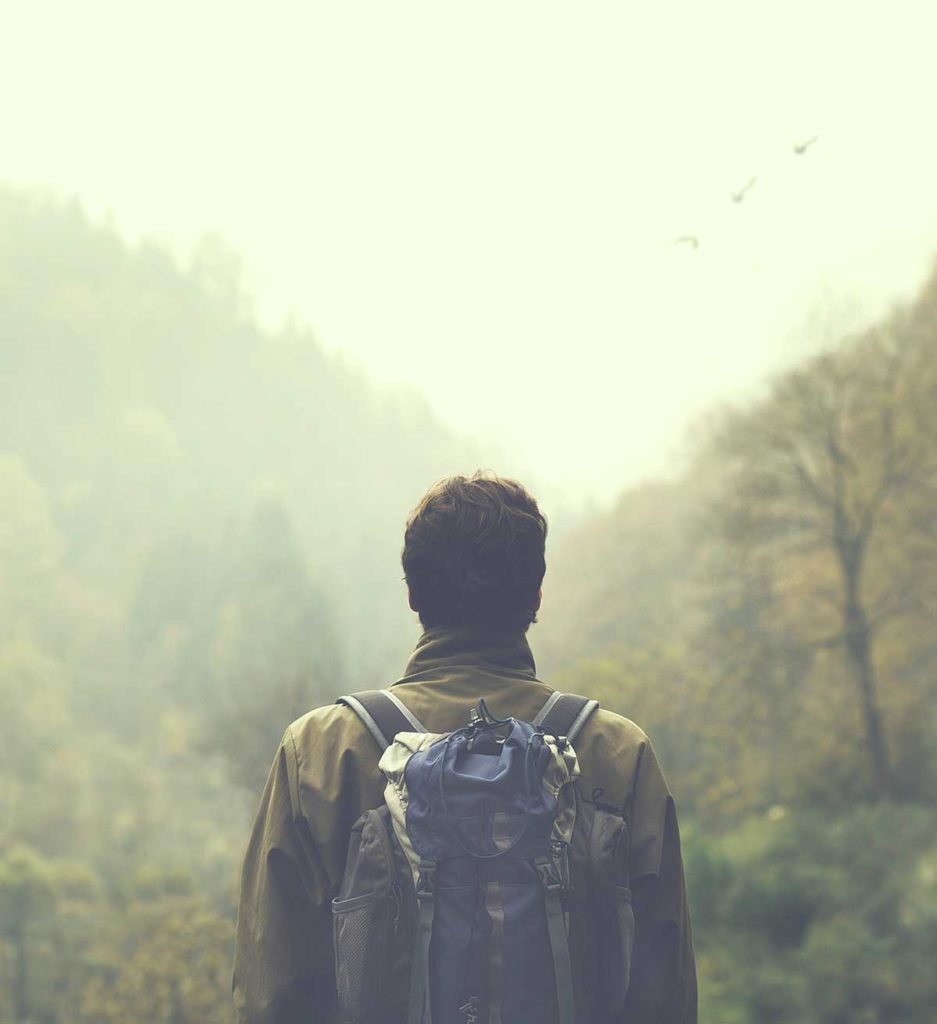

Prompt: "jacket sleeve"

[622,739,698,1024]
[233,729,332,1024]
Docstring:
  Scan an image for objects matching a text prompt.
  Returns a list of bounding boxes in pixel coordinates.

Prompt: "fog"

[6,1,937,501]
[2,3,937,1022]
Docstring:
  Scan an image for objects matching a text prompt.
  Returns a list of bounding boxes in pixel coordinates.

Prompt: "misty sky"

[5,0,937,505]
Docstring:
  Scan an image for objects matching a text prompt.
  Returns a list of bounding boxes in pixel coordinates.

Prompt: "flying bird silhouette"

[793,135,819,155]
[674,235,699,249]
[730,176,757,203]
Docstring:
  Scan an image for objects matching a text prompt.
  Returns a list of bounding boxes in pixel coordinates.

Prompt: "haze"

[4,6,937,1020]
[4,0,937,502]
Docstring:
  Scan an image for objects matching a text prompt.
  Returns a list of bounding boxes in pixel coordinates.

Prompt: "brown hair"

[401,472,547,633]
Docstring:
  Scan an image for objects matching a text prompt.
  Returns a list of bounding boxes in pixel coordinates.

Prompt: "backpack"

[331,689,635,1024]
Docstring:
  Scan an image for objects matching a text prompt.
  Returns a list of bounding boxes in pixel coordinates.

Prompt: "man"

[233,472,697,1023]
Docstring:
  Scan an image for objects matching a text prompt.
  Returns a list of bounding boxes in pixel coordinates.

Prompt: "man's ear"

[407,584,418,613]
[534,587,542,613]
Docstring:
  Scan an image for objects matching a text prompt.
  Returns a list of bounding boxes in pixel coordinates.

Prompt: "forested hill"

[538,260,937,1022]
[1,188,480,788]
[0,189,486,1021]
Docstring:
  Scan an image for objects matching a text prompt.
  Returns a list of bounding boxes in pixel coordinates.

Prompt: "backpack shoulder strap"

[336,688,428,752]
[533,691,599,745]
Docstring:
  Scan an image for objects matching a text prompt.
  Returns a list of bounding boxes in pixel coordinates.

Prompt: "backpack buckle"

[416,861,436,897]
[551,839,572,891]
[534,855,561,891]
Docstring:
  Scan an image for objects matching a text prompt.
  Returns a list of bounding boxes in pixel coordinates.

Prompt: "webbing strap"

[534,692,599,745]
[540,869,575,1024]
[380,688,428,732]
[336,689,428,752]
[485,882,505,1024]
[408,874,435,1024]
[533,691,563,726]
[566,698,599,745]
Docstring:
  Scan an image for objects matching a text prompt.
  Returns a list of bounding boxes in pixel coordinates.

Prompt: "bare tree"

[713,311,937,799]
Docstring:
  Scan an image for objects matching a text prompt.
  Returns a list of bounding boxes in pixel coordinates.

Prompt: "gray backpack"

[332,690,634,1024]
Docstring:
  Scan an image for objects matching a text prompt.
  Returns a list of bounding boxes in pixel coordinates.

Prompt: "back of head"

[402,472,547,634]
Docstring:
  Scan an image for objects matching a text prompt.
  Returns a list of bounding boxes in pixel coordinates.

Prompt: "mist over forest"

[2,189,937,1022]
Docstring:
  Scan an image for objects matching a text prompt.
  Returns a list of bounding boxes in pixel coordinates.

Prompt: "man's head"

[402,472,547,634]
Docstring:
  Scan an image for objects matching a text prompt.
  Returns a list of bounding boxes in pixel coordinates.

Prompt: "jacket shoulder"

[283,702,383,799]
[286,700,374,761]
[582,706,651,752]
[571,705,662,809]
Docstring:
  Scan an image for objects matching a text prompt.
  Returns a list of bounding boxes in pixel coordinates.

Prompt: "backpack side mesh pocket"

[332,808,410,1024]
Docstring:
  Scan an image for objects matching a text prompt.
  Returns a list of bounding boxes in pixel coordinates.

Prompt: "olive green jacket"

[233,627,697,1023]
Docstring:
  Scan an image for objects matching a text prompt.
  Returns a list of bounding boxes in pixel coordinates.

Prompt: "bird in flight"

[730,176,757,203]
[793,135,819,155]
[674,235,699,249]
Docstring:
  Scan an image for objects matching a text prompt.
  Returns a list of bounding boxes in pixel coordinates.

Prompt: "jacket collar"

[397,625,538,682]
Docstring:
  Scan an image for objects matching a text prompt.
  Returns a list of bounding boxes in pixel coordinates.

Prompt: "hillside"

[538,261,937,1022]
[0,188,480,751]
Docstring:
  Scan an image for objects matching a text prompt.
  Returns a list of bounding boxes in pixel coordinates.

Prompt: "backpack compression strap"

[336,689,428,751]
[533,691,599,745]
[533,694,596,1024]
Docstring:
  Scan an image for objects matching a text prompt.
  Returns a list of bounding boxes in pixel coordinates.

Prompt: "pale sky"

[4,0,937,506]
